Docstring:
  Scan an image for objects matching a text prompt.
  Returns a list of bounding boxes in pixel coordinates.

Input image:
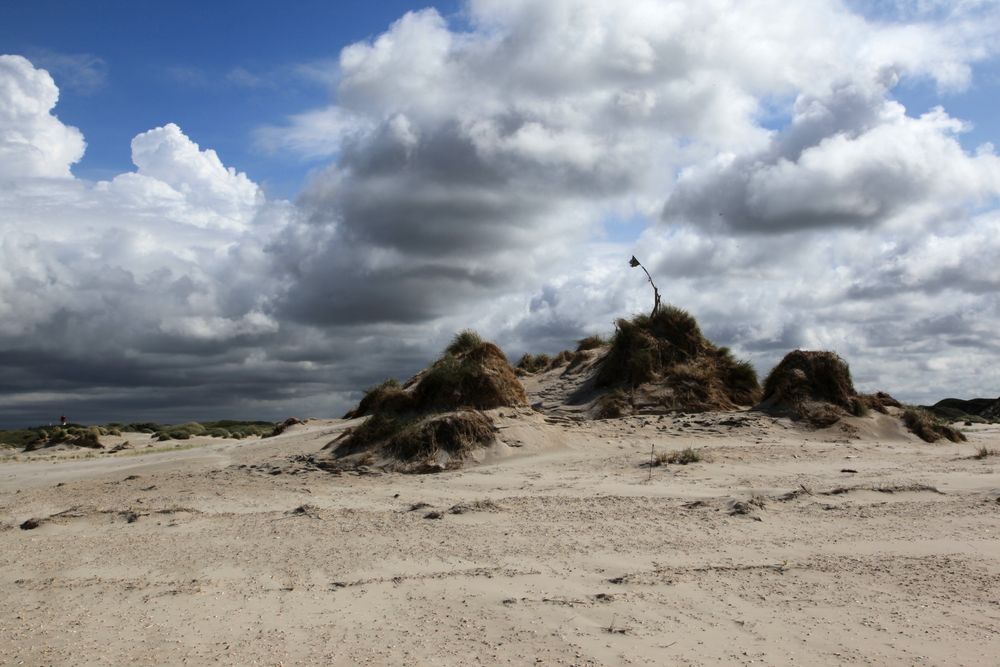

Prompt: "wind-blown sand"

[2,408,999,665]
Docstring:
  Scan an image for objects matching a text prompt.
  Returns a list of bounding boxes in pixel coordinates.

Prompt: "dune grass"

[762,350,856,410]
[902,407,966,443]
[576,334,607,351]
[445,329,484,356]
[596,306,760,412]
[333,331,524,465]
[655,447,703,465]
[516,353,552,374]
[758,349,904,427]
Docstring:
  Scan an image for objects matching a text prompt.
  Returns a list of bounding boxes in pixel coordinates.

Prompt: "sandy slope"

[1,411,999,666]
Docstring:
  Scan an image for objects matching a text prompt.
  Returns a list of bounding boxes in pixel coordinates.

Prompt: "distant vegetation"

[0,419,281,451]
[920,397,1000,424]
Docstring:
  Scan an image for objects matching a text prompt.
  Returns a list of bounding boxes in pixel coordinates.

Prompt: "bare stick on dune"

[630,255,661,317]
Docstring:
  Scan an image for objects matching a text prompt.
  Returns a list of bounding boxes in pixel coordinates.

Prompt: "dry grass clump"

[757,350,884,427]
[551,349,575,367]
[517,350,577,375]
[595,306,760,414]
[858,391,903,414]
[656,447,702,465]
[902,407,967,443]
[576,335,607,351]
[972,446,999,459]
[597,306,705,386]
[330,332,525,471]
[415,342,527,410]
[445,329,484,356]
[517,353,552,374]
[267,417,304,437]
[384,411,496,461]
[762,350,856,410]
[76,427,103,449]
[344,379,412,419]
[333,410,497,462]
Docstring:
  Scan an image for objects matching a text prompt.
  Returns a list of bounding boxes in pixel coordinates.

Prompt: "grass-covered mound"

[415,341,528,410]
[334,410,496,463]
[328,332,526,472]
[593,306,760,415]
[757,350,903,428]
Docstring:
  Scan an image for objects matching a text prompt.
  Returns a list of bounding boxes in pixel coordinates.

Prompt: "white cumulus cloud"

[0,54,85,179]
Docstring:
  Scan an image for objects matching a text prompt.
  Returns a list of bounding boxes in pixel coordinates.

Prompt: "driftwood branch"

[630,256,661,317]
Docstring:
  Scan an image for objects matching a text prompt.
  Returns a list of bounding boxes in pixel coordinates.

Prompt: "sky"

[2,0,1000,427]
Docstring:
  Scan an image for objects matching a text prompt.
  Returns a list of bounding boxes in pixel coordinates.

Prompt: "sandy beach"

[3,406,998,666]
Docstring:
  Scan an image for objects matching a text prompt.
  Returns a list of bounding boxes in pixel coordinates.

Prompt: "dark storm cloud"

[266,115,619,329]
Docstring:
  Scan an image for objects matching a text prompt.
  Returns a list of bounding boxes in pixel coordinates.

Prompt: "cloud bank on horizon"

[2,0,1000,424]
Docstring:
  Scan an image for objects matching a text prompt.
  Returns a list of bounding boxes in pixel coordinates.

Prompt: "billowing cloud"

[4,0,1000,424]
[0,54,85,179]
[0,57,312,424]
[105,123,263,232]
[663,78,1000,232]
[264,0,1000,331]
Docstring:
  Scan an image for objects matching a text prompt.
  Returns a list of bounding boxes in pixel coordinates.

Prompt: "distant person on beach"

[60,415,67,426]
